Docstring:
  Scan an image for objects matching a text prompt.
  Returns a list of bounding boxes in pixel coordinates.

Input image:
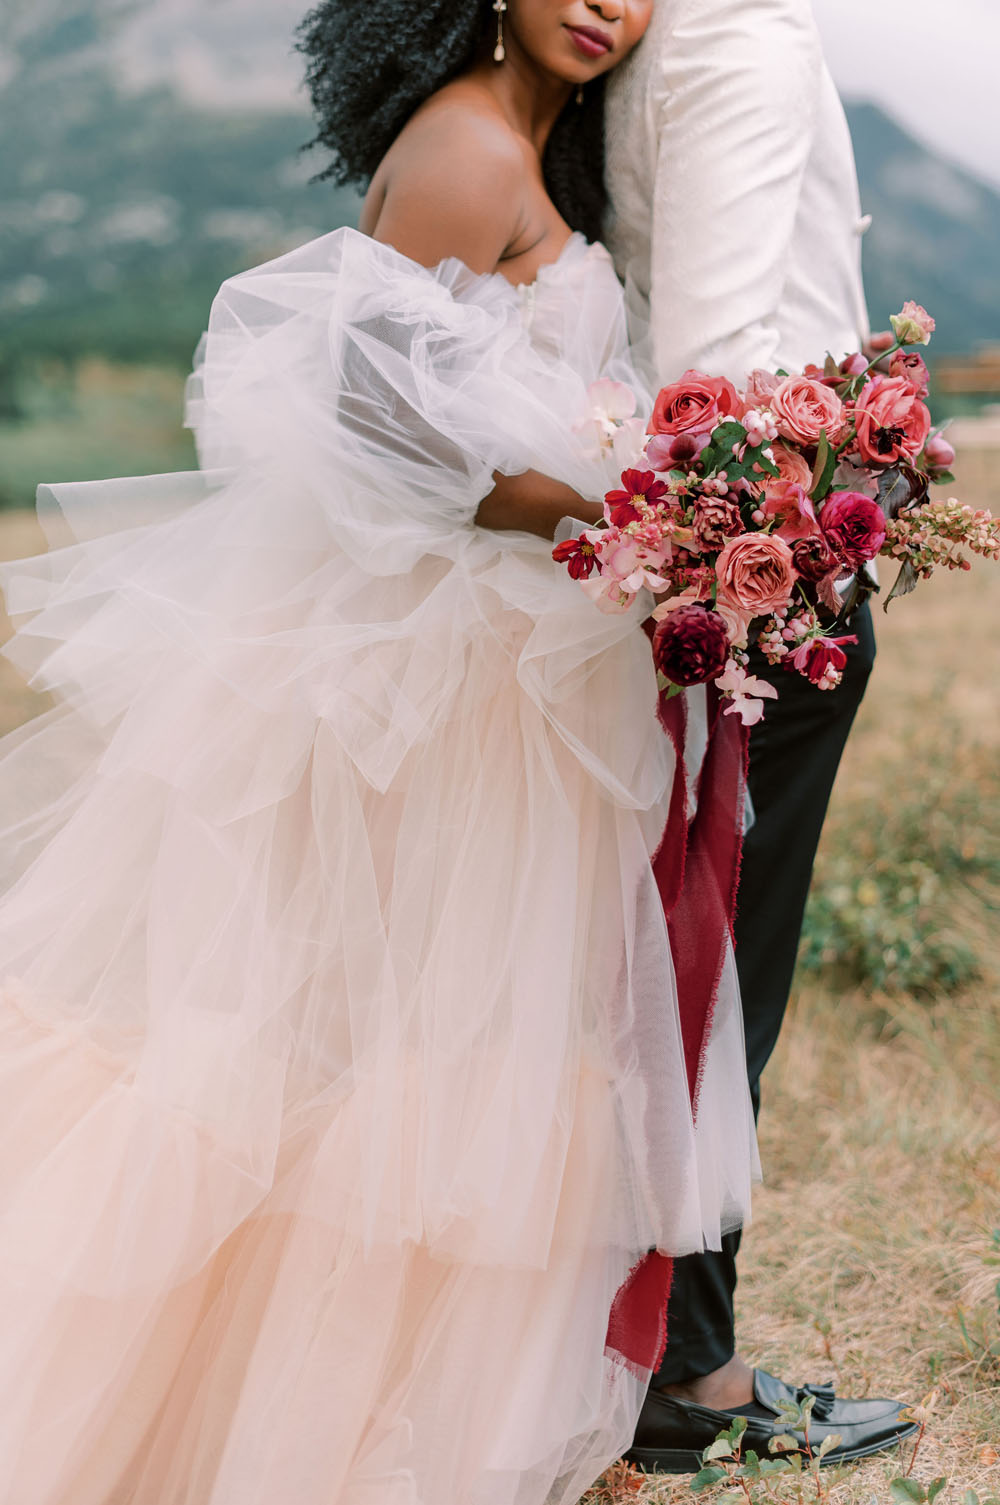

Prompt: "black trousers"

[651,602,876,1386]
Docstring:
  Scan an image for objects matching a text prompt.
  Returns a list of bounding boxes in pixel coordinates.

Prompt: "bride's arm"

[366,112,596,539]
[477,473,601,539]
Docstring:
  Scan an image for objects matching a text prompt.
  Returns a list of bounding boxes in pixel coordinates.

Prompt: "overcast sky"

[814,0,1000,189]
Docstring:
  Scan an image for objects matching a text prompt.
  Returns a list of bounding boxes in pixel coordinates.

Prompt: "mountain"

[845,101,1000,353]
[1,12,998,376]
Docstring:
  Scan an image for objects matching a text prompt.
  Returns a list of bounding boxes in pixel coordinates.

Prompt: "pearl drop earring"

[493,0,507,62]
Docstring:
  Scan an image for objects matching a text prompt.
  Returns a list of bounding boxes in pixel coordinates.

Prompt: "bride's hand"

[476,471,602,539]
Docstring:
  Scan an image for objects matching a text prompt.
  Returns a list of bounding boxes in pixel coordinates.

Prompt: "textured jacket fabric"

[605,0,871,384]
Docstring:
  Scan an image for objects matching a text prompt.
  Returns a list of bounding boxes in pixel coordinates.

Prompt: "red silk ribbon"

[605,658,750,1378]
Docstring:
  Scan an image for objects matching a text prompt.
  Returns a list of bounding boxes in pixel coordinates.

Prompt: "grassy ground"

[0,454,997,1505]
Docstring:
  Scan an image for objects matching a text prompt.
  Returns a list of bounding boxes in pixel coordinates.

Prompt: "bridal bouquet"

[554,303,1000,724]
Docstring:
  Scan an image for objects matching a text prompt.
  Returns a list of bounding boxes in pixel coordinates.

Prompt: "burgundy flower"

[791,534,839,584]
[652,604,731,687]
[820,491,887,569]
[552,534,599,580]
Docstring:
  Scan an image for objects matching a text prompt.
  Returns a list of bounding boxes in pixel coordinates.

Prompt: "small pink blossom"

[715,662,779,725]
[578,572,638,614]
[889,349,930,398]
[890,301,935,346]
[923,432,956,477]
[840,352,869,378]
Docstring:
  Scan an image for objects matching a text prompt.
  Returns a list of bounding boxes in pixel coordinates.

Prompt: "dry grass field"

[0,449,997,1505]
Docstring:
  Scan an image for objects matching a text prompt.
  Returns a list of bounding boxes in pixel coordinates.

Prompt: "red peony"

[852,374,931,466]
[652,604,731,687]
[819,491,887,568]
[648,370,742,441]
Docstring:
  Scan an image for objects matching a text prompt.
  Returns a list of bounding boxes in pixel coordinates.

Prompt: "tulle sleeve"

[185,229,625,568]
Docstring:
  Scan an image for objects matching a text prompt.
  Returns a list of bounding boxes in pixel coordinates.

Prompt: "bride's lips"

[564,24,613,60]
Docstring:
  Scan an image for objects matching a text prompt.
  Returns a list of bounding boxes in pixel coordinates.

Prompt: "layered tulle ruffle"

[0,230,757,1503]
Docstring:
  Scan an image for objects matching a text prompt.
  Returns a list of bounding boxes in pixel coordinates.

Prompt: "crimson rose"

[652,604,731,687]
[820,491,887,568]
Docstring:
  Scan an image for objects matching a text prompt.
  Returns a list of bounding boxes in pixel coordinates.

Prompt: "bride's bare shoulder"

[360,82,529,273]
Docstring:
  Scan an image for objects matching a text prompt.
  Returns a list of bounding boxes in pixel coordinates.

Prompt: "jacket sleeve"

[646,0,823,383]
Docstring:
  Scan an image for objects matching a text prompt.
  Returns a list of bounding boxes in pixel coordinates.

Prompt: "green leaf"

[759,1459,793,1476]
[817,1434,842,1459]
[809,431,839,500]
[768,1434,800,1454]
[890,1478,928,1504]
[702,1439,736,1463]
[932,469,956,486]
[961,1492,979,1505]
[727,1416,749,1444]
[690,1466,729,1492]
[927,1479,947,1505]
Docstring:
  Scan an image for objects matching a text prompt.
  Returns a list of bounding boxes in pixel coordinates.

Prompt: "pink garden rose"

[890,301,935,346]
[768,443,814,490]
[652,603,731,687]
[744,368,781,407]
[648,370,742,442]
[770,375,846,447]
[820,491,887,568]
[852,374,931,466]
[715,532,797,615]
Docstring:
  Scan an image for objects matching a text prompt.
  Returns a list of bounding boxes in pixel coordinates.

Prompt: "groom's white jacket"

[605,0,871,385]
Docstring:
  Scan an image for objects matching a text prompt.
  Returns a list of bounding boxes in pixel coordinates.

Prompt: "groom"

[605,0,914,1472]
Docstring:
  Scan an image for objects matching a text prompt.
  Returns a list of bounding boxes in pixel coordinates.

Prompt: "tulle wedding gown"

[0,228,757,1505]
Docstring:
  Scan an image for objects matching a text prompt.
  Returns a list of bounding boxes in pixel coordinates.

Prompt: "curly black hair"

[296,0,608,243]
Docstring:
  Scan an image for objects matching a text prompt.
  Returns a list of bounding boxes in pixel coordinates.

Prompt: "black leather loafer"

[625,1368,918,1475]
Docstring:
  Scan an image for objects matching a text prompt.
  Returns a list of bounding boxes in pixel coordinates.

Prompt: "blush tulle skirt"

[0,229,758,1503]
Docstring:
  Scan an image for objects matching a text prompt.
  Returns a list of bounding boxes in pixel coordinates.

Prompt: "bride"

[0,2,758,1501]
